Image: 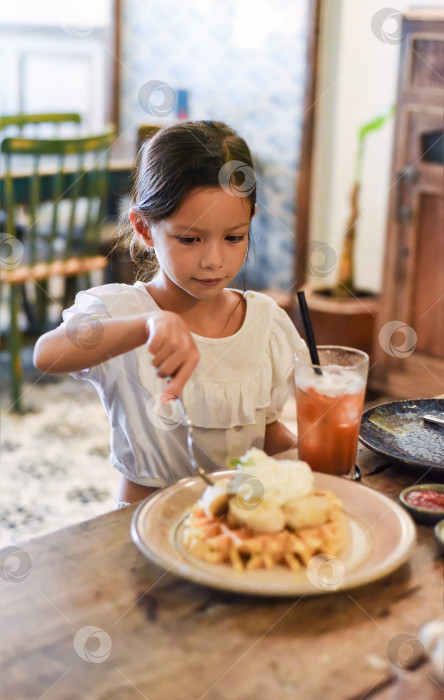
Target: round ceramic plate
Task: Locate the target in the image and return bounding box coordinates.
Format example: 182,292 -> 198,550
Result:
131,471 -> 416,597
360,399 -> 444,471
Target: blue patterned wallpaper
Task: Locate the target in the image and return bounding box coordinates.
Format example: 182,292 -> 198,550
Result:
120,0 -> 308,290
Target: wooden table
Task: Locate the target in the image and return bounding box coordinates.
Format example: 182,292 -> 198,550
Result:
1,447 -> 443,700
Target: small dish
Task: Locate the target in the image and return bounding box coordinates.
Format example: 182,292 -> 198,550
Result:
399,484 -> 444,525
434,520 -> 444,553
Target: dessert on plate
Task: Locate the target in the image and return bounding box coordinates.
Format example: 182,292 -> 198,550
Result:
182,449 -> 348,571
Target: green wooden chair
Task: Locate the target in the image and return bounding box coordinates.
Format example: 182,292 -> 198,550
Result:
0,125 -> 116,410
0,114 -> 84,325
0,113 -> 82,135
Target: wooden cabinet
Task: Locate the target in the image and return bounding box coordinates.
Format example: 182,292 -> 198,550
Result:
371,10 -> 444,398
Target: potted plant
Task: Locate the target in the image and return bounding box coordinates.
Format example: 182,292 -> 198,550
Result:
301,107 -> 395,357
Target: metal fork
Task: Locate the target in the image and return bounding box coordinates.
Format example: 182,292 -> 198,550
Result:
424,414 -> 444,428
176,400 -> 214,486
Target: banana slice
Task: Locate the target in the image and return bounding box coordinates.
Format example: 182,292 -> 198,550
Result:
228,498 -> 285,534
201,479 -> 230,518
283,493 -> 334,530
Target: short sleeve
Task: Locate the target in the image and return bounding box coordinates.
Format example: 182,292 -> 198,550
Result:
265,381 -> 290,424
61,289 -> 112,324
266,306 -> 306,424
60,283 -> 154,380
62,283 -> 148,324
60,290 -> 114,380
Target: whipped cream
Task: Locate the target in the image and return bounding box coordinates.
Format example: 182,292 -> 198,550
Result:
234,448 -> 314,505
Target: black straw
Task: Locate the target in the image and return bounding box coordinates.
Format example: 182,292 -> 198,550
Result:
297,291 -> 322,375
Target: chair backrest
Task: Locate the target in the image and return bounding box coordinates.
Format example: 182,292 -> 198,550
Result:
0,113 -> 82,138
136,124 -> 161,153
1,126 -> 116,265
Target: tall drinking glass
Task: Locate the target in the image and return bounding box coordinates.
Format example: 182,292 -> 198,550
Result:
294,346 -> 369,477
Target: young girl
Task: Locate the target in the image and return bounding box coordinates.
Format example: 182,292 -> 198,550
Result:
34,120 -> 306,507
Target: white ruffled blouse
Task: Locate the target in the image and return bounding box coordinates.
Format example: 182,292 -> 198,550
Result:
62,282 -> 306,487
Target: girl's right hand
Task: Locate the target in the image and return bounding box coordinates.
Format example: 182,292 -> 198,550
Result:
145,311 -> 200,399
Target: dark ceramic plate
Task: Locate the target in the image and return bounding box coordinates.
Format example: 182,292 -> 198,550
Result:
359,399 -> 444,472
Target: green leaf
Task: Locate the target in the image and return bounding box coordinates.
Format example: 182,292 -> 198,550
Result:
353,105 -> 395,183
358,105 -> 395,143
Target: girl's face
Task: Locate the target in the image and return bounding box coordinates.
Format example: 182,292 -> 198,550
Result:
136,187 -> 255,298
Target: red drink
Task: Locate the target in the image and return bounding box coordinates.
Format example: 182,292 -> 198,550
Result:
296,384 -> 366,475
294,346 -> 369,477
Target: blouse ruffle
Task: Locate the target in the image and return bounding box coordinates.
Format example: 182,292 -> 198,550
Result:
134,290 -> 306,429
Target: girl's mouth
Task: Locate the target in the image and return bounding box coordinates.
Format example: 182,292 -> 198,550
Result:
194,278 -> 223,286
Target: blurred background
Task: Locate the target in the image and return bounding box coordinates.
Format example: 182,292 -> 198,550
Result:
3,0 -> 438,292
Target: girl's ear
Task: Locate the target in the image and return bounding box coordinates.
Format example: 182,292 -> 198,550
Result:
251,203 -> 258,219
130,211 -> 154,248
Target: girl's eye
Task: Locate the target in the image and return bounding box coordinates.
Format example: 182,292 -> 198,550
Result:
177,237 -> 198,245
225,235 -> 245,243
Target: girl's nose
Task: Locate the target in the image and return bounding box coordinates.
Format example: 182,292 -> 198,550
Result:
200,243 -> 223,269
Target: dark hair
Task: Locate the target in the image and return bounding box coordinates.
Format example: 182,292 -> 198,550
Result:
117,120 -> 256,280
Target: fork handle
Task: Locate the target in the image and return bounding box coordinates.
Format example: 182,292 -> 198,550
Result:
424,414 -> 444,428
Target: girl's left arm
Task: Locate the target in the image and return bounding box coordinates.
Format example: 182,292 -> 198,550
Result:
263,420 -> 298,456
